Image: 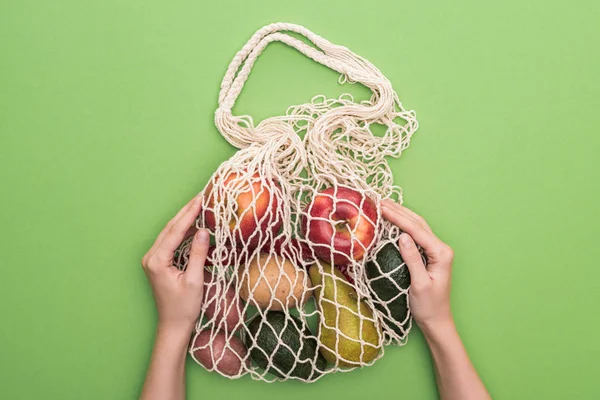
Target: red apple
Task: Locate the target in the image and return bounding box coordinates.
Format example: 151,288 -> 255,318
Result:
302,187 -> 378,265
203,172 -> 282,248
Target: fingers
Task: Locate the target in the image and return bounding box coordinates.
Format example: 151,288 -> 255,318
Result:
398,233 -> 430,289
154,194 -> 201,249
143,195 -> 201,266
381,200 -> 431,232
152,195 -> 203,262
382,203 -> 442,250
382,201 -> 454,267
182,225 -> 199,242
186,229 -> 210,284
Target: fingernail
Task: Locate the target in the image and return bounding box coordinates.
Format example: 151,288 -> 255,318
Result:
196,229 -> 209,242
400,233 -> 411,247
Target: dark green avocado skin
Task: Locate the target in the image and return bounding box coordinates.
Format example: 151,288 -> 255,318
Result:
366,243 -> 412,335
245,311 -> 326,381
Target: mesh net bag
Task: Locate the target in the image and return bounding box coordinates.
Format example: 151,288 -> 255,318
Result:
173,22 -> 420,382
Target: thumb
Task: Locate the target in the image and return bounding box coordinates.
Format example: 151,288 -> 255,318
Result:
185,229 -> 210,285
398,233 -> 430,290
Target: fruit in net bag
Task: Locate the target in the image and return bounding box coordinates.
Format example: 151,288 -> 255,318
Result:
204,172 -> 282,248
238,253 -> 312,310
309,262 -> 382,367
302,187 -> 378,265
202,271 -> 246,332
366,242 -> 412,336
191,330 -> 249,377
182,22 -> 420,381
244,311 -> 327,380
265,237 -> 312,266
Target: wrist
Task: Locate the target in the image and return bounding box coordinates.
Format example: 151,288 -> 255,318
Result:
419,317 -> 457,343
156,320 -> 195,345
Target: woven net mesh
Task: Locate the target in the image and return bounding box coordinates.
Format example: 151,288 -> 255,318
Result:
173,23 -> 419,382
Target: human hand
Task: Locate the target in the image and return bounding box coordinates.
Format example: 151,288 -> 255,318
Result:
141,195 -> 210,335
381,200 -> 455,336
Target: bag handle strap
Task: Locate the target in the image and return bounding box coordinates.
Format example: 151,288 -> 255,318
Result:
215,23 -> 398,148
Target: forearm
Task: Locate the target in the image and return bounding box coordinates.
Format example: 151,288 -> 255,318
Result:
140,324 -> 192,400
423,321 -> 491,400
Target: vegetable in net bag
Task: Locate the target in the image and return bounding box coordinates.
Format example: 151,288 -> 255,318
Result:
173,22 -> 420,382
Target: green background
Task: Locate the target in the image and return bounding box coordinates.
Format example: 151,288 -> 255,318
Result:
1,0 -> 599,398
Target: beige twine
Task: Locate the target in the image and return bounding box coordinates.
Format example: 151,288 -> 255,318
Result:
175,22 -> 419,382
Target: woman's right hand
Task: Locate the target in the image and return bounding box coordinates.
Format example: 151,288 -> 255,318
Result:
381,200 -> 455,335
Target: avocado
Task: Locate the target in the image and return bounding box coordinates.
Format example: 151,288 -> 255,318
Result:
245,311 -> 327,381
366,242 -> 412,336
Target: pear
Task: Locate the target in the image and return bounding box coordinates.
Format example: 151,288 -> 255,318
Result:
309,262 -> 382,367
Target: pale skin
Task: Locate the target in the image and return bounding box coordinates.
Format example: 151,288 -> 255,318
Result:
140,194 -> 209,400
140,196 -> 491,400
